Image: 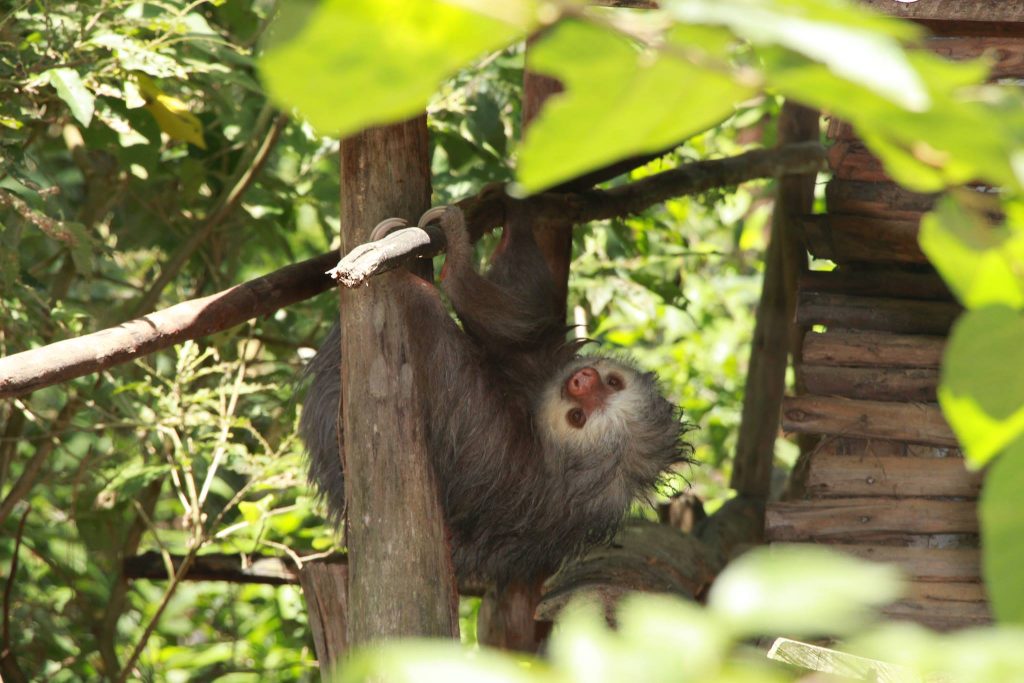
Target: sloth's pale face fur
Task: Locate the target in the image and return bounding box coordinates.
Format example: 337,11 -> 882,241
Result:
536,356 -> 678,506
538,357 -> 646,451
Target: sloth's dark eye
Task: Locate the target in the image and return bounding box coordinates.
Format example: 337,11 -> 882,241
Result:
607,373 -> 625,390
567,408 -> 587,428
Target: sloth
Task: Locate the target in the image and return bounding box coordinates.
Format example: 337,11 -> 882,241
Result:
301,205 -> 689,583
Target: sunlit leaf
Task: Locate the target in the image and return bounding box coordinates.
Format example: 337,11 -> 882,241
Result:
259,0 -> 528,136
939,307 -> 1024,467
981,441 -> 1024,624
337,640 -> 545,683
667,0 -> 927,110
766,48 -> 1023,192
919,195 -> 1024,309
708,545 -> 904,636
90,33 -> 187,78
46,67 -> 94,127
616,594 -> 730,681
519,21 -> 753,192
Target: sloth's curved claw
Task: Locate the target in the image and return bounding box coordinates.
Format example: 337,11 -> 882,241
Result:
417,205 -> 450,228
369,217 -> 409,241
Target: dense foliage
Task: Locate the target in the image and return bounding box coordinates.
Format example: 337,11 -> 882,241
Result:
3,0 -> 1024,680
0,1 -> 778,678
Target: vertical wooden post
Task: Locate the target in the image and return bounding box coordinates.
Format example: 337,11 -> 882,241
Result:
339,118 -> 459,648
729,103 -> 819,504
298,559 -> 349,677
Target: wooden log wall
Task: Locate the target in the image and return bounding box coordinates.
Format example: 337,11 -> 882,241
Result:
767,16 -> 1024,631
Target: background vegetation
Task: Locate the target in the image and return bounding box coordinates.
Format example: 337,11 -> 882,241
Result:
3,0 -> 1024,680
0,2 -> 776,678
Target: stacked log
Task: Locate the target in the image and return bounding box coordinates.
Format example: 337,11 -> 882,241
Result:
769,276 -> 991,630
763,43 -> 1021,624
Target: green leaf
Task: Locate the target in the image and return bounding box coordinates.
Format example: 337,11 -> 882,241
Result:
89,34 -> 187,78
707,544 -> 903,636
46,68 -> 94,127
668,0 -> 927,110
616,594 -> 729,682
919,195 -> 1024,309
337,640 -> 543,683
259,0 -> 527,136
238,494 -> 275,526
101,462 -> 171,498
519,21 -> 753,192
939,307 -> 1024,467
766,48 -> 1023,193
981,441 -> 1024,624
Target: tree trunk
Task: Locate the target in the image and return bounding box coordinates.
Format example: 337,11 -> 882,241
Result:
339,118 -> 459,650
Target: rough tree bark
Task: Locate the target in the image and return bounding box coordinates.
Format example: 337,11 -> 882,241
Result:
303,119 -> 458,669
339,119 -> 459,647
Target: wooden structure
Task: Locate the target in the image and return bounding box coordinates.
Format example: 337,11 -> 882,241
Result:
766,5 -> 1024,631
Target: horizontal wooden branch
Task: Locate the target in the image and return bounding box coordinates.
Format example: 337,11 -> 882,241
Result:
123,551 -> 304,585
805,455 -> 981,498
569,141 -> 826,222
0,252 -> 339,398
782,395 -> 957,447
122,550 -> 486,596
0,142 -> 824,398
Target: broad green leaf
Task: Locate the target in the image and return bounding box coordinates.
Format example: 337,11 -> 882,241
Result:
259,0 -> 528,136
548,597 -> 733,683
981,441 -> 1024,624
939,306 -> 1024,467
100,462 -> 172,498
338,640 -> 545,683
616,594 -> 729,682
667,0 -> 927,111
90,33 -> 187,78
46,67 -> 94,127
238,494 -> 275,526
919,195 -> 1024,309
850,622 -> 1024,681
766,47 -> 1023,193
519,21 -> 753,192
708,544 -> 903,636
